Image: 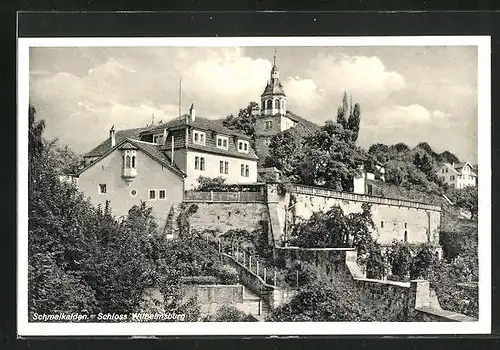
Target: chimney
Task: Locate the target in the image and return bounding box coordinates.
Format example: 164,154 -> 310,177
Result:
189,103 -> 196,122
110,125 -> 116,148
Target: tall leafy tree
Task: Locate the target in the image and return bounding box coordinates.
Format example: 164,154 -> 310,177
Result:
454,186 -> 478,220
297,121 -> 365,191
336,92 -> 361,142
263,128 -> 304,178
222,101 -> 260,137
347,103 -> 361,142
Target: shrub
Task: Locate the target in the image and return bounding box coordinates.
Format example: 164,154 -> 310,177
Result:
267,282 -> 401,322
387,240 -> 413,281
410,243 -> 438,279
203,305 -> 257,322
365,241 -> 386,279
213,265 -> 239,285
284,261 -> 318,288
179,276 -> 218,285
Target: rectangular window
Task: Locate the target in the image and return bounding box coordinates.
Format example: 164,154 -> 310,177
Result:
381,221 -> 384,228
216,135 -> 229,150
240,164 -> 245,177
245,165 -> 249,177
238,140 -> 249,153
404,222 -> 407,228
159,190 -> 166,200
200,157 -> 205,171
265,120 -> 273,130
263,138 -> 270,147
193,131 -> 206,145
451,175 -> 455,181
195,156 -> 199,170
219,161 -> 228,174
149,190 -> 156,200
98,184 -> 107,194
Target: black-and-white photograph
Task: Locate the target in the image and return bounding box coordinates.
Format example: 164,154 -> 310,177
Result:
18,36 -> 490,336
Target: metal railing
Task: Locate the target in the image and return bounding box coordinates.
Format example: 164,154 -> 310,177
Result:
290,184 -> 441,212
184,190 -> 266,203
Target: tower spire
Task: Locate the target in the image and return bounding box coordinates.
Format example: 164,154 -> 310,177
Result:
273,48 -> 277,66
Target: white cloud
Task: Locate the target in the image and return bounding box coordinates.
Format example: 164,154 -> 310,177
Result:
432,110 -> 450,119
362,104 -> 449,128
284,54 -> 406,121
30,47 -> 466,158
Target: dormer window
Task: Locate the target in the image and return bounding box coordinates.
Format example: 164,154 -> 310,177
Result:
238,140 -> 249,153
193,130 -> 206,146
153,134 -> 163,144
216,135 -> 229,150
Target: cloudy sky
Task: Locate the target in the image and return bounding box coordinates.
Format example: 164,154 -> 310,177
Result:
29,45 -> 478,162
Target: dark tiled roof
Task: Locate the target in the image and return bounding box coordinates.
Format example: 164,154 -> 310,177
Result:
261,80 -> 286,97
147,115 -> 251,140
286,110 -> 321,135
130,140 -> 185,176
453,162 -> 468,170
84,126 -> 151,158
77,138 -> 185,177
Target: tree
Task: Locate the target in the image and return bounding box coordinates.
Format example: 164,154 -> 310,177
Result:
454,186 -> 478,220
263,128 -> 304,178
387,240 -> 413,281
347,103 -> 361,142
345,203 -> 375,249
410,243 -> 438,280
45,140 -> 83,174
413,152 -> 434,178
297,121 -> 365,191
439,151 -> 460,165
289,204 -> 375,249
290,206 -> 349,248
222,101 -> 260,137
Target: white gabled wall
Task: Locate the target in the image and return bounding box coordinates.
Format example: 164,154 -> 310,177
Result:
185,150 -> 258,190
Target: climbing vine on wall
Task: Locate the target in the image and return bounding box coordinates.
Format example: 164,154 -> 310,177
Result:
176,203 -> 199,238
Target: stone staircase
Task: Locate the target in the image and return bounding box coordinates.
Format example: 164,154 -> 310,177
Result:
266,203 -> 284,244
234,286 -> 270,321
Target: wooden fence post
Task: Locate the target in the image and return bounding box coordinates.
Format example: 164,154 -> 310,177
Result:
249,255 -> 252,272
243,251 -> 246,266
264,268 -> 267,284
210,190 -> 214,202
274,269 -> 277,287
256,260 -> 259,276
